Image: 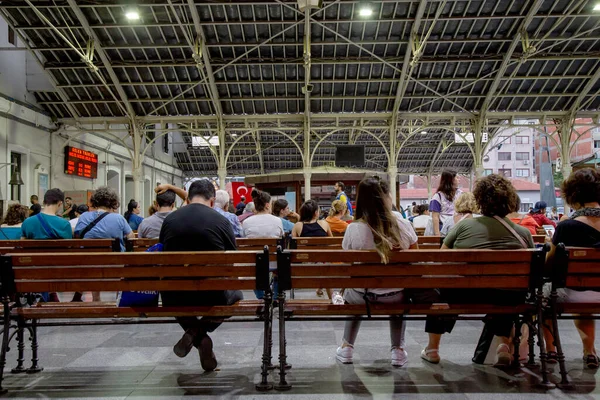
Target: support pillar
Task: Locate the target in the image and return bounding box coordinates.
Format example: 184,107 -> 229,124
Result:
472,118 -> 486,179
130,122 -> 145,203
426,174 -> 432,199
388,166 -> 398,209
218,166 -> 227,191
303,168 -> 312,202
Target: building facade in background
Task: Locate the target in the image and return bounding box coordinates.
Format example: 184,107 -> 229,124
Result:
483,122 -> 537,182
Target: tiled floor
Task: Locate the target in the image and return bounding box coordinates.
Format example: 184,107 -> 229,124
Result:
1,291 -> 599,399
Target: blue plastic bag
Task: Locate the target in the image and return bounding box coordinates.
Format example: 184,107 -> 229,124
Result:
117,242 -> 163,307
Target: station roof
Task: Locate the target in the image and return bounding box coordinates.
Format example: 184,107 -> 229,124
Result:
1,0 -> 599,176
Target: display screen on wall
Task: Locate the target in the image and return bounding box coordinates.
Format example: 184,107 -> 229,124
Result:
64,146 -> 98,179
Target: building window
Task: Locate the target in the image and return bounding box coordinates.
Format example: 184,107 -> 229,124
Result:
520,203 -> 533,212
516,136 -> 529,144
516,169 -> 530,177
516,152 -> 529,160
8,26 -> 16,46
498,168 -> 512,177
594,140 -> 600,149
484,169 -> 493,176
10,152 -> 21,203
498,152 -> 511,161
500,136 -> 511,144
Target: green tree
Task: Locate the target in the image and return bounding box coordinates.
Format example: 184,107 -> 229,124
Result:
553,170 -> 564,188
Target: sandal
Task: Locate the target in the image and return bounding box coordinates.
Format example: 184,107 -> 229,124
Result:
546,351 -> 558,364
420,348 -> 440,364
584,354 -> 599,369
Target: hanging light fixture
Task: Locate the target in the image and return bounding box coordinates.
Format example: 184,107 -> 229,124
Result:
358,1 -> 373,17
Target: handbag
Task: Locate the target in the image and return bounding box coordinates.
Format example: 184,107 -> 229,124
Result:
117,243 -> 162,307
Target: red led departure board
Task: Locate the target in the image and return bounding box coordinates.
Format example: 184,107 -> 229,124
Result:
64,146 -> 98,179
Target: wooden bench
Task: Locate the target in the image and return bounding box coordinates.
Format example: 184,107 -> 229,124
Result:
125,237 -> 285,255
546,245 -> 600,387
532,235 -> 547,244
0,239 -> 120,254
271,247 -> 550,390
290,236 -> 444,250
415,227 -> 426,236
0,249 -> 276,393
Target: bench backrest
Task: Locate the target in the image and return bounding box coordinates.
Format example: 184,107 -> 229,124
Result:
276,248 -> 545,292
290,237 -> 343,250
0,239 -> 120,254
125,238 -> 159,252
0,249 -> 270,296
125,237 -> 285,253
415,227 -> 426,236
532,235 -> 546,244
552,245 -> 600,290
417,236 -> 443,250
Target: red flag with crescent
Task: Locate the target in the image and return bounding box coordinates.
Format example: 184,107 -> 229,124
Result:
231,182 -> 253,207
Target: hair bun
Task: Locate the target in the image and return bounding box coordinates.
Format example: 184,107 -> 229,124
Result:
251,189 -> 260,199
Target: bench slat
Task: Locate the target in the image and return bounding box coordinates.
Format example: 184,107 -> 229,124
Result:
290,276 -> 529,289
15,279 -> 256,293
287,263 -> 531,276
0,239 -> 115,248
13,265 -> 257,280
289,249 -> 534,263
9,251 -> 259,266
284,302 -> 535,316
16,302 -> 264,319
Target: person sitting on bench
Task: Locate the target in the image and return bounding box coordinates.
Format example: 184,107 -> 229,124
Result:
544,168 -> 600,368
336,177 -> 453,367
441,174 -> 534,367
159,180 -> 243,372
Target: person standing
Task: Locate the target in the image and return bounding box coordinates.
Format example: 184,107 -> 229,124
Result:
62,196 -> 77,220
21,188 -> 73,302
159,180 -> 242,372
429,170 -> 461,236
236,196 -> 246,216
334,181 -> 353,216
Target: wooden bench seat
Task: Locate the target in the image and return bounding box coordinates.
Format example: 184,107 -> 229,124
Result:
270,247 -> 549,390
0,249 -> 275,393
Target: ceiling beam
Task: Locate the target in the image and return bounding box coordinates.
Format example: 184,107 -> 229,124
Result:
64,0 -> 135,117
478,0 -> 545,119
568,61 -> 600,116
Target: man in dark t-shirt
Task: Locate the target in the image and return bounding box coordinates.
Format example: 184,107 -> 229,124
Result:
159,180 -> 242,371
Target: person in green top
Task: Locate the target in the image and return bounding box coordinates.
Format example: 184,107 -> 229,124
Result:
441,174 -> 534,368
21,188 -> 73,302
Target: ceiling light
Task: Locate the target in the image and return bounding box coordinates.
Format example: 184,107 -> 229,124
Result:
125,10 -> 140,20
421,130 -> 428,135
359,7 -> 373,17
594,3 -> 600,11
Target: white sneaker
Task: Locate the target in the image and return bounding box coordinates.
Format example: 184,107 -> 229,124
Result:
494,343 -> 513,368
332,292 -> 344,305
336,346 -> 353,364
391,348 -> 408,367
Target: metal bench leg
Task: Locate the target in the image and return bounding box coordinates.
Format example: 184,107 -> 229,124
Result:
536,289 -> 554,388
527,318 -> 536,366
274,291 -> 291,391
549,291 -> 570,388
256,290 -> 273,391
27,319 -> 43,374
511,319 -> 522,369
0,297 -> 12,394
10,317 -> 25,374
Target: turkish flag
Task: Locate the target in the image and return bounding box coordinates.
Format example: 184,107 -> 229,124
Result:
231,182 -> 252,207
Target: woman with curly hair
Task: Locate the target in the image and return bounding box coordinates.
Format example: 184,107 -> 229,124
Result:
442,174 -> 534,367
544,168 -> 600,368
74,187 -> 134,301
0,204 -> 29,239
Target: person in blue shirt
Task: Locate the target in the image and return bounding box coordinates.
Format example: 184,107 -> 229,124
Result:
21,188 -> 73,302
124,199 -> 144,230
214,190 -> 244,237
272,199 -> 299,234
334,181 -> 353,216
75,186 -> 134,301
0,204 -> 29,240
